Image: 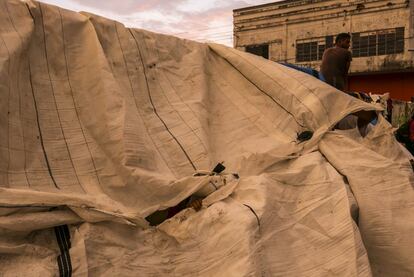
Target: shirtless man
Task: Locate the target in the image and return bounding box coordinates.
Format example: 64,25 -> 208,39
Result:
320,33 -> 352,92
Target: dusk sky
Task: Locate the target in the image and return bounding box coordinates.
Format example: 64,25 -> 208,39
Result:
38,0 -> 277,46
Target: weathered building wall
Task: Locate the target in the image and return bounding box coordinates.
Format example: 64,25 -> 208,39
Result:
233,0 -> 414,74
409,0 -> 414,50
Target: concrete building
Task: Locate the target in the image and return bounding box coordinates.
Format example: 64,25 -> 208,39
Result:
233,0 -> 414,100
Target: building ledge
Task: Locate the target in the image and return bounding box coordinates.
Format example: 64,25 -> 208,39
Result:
349,68 -> 414,76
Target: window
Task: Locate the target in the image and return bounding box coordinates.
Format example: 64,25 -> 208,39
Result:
386,32 -> 396,54
396,27 -> 404,52
368,34 -> 376,56
318,44 -> 325,60
359,36 -> 368,57
352,33 -> 361,56
295,27 -> 405,63
378,33 -> 386,55
325,35 -> 334,48
310,42 -> 318,61
352,27 -> 405,57
246,44 -> 269,59
296,38 -> 325,62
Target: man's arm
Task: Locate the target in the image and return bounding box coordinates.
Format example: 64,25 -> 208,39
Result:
409,120 -> 414,142
345,50 -> 352,72
344,61 -> 351,91
344,51 -> 352,91
345,61 -> 351,73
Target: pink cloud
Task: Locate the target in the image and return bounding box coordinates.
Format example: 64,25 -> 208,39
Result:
39,0 -> 275,45
70,0 -> 188,15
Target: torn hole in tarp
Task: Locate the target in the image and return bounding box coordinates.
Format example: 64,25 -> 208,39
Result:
334,110 -> 378,137
193,162 -> 227,176
297,130 -> 314,143
146,164 -> 239,226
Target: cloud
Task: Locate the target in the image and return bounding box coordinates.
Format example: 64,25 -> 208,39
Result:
70,0 -> 187,15
38,0 -> 275,46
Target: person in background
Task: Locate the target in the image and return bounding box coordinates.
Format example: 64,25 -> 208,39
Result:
396,113 -> 414,155
283,33 -> 378,134
386,98 -> 393,123
320,33 -> 352,92
409,115 -> 414,146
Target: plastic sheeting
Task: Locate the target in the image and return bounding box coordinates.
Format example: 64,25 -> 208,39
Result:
0,0 -> 413,276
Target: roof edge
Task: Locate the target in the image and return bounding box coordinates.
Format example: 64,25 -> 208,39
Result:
233,0 -> 303,13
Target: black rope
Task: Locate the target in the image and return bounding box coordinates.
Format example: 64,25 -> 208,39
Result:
54,225 -> 72,277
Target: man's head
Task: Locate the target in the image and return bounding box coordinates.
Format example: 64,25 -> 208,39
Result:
335,33 -> 351,49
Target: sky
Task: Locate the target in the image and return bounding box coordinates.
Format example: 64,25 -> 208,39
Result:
38,0 -> 276,46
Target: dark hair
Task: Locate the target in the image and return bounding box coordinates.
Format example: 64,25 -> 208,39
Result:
335,33 -> 351,44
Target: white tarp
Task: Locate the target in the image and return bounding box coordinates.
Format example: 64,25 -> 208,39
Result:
0,0 -> 413,276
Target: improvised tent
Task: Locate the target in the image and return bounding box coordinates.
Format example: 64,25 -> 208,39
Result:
0,0 -> 413,276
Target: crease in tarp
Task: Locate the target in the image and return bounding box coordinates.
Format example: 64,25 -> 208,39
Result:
208,43 -> 381,153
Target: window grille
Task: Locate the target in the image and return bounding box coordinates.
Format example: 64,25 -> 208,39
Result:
295,28 -> 405,62
352,27 -> 404,57
246,44 -> 269,59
